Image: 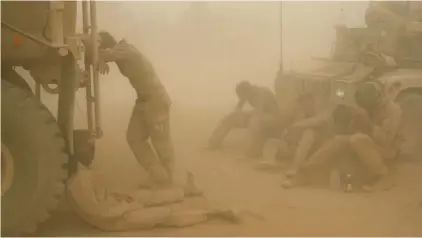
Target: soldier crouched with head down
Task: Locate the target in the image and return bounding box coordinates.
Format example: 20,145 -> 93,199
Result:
283,80 -> 402,192
207,81 -> 283,158
94,31 -> 175,187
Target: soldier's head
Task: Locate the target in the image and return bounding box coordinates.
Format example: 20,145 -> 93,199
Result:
297,92 -> 315,116
236,81 -> 253,100
354,80 -> 384,111
98,31 -> 117,49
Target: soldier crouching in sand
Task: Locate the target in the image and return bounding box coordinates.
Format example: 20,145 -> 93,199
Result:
207,81 -> 284,158
283,81 -> 402,192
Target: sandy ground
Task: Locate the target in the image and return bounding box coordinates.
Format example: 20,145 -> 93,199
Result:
35,102 -> 422,237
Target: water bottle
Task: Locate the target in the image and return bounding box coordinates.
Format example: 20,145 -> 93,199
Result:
343,174 -> 353,193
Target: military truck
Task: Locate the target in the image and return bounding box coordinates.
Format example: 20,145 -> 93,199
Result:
2,1 -> 103,235
275,2 -> 422,159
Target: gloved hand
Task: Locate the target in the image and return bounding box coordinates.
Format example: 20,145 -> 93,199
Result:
97,59 -> 110,75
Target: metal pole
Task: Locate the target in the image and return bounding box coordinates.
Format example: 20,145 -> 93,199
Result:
54,0 -> 75,156
279,1 -> 283,73
90,0 -> 103,138
57,55 -> 77,157
82,0 -> 94,137
50,1 -> 65,47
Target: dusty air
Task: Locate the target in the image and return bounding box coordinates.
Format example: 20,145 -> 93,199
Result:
1,1 -> 422,236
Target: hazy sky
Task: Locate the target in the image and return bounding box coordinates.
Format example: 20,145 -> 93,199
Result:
86,1 -> 370,107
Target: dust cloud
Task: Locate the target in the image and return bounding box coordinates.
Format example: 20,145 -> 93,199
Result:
34,2 -> 422,236
84,1 -> 371,186
93,1 -> 368,107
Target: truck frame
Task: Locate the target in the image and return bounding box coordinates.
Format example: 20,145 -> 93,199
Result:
1,1 -> 103,235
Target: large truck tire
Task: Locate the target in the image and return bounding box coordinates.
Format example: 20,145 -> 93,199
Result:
397,93 -> 422,162
1,80 -> 69,236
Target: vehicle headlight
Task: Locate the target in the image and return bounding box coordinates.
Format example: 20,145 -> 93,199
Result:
335,88 -> 345,98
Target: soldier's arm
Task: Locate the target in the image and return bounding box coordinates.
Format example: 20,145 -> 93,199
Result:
234,100 -> 246,112
372,104 -> 402,146
253,90 -> 273,116
99,43 -> 138,63
292,111 -> 331,129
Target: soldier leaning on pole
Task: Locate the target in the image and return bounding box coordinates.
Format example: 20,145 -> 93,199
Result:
84,31 -> 175,187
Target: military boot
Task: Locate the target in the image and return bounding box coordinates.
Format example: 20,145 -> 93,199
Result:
183,172 -> 203,197
281,178 -> 295,189
285,166 -> 299,178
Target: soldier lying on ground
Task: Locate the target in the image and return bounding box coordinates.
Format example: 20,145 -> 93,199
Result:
283,80 -> 402,192
275,93 -> 319,175
67,164 -> 242,232
86,31 -> 175,187
207,81 -> 283,158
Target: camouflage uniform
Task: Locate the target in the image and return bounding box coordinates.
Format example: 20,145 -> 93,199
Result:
276,97 -> 319,175
208,85 -> 282,157
281,103 -> 375,188
303,95 -> 402,191
281,108 -> 337,175
100,40 -> 174,184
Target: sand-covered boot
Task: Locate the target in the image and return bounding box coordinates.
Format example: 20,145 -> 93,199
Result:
183,172 -> 203,197
285,167 -> 299,178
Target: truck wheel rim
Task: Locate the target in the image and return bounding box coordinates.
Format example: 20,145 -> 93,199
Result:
2,142 -> 15,196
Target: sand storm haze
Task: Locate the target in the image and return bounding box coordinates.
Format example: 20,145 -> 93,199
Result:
22,1 -> 422,236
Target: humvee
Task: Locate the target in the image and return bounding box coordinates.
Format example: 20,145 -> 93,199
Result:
275,2 -> 422,159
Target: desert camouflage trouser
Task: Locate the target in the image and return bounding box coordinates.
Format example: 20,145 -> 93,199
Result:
126,101 -> 174,183
304,133 -> 398,177
208,110 -> 283,157
278,128 -> 317,171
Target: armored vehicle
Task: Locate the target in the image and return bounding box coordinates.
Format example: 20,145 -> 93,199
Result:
275,2 -> 422,159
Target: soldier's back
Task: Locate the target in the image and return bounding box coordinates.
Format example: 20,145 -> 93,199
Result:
248,86 -> 279,115
114,41 -> 171,105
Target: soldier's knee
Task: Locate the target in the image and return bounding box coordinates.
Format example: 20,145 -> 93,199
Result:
278,139 -> 291,155
222,112 -> 238,124
349,133 -> 373,149
302,129 -> 316,141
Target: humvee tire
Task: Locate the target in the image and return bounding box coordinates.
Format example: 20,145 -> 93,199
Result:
1,80 -> 68,236
397,93 -> 422,161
